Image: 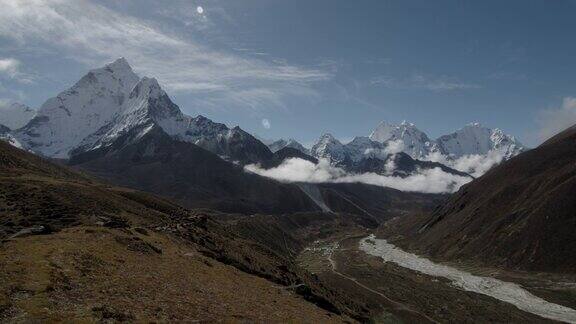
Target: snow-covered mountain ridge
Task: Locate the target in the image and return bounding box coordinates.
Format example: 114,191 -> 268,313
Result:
310,121 -> 525,177
368,121 -> 524,160
14,58 -> 140,158
435,122 -> 524,160
369,121 -> 436,160
3,57 -> 524,180
268,138 -> 310,155
12,58 -> 271,163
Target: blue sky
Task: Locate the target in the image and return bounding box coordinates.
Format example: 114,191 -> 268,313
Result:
0,0 -> 575,146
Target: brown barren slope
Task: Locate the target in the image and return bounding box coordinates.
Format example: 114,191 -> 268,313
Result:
0,226 -> 344,323
381,124 -> 576,273
0,141 -> 357,322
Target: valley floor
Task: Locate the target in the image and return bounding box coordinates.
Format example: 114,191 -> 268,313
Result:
298,234 -> 573,323
360,236 -> 576,323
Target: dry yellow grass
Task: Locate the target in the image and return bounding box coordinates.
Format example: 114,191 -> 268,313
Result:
0,226 -> 346,323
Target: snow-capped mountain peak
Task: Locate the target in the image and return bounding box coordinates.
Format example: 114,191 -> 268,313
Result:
369,121 -> 433,159
310,120 -> 525,178
130,77 -> 162,98
435,122 -> 524,159
104,57 -> 132,73
14,58 -> 140,158
72,75 -> 183,153
314,133 -> 342,149
311,133 -> 347,163
310,135 -> 396,164
32,59 -> 271,164
124,77 -> 179,119
310,134 -> 390,164
83,57 -> 139,95
368,121 -> 395,143
268,138 -> 310,154
348,136 -> 373,146
344,136 -> 387,162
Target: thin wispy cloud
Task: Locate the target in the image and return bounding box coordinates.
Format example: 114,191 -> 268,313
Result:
153,1 -> 219,32
0,58 -> 19,78
0,0 -> 330,110
0,57 -> 34,84
371,73 -> 481,92
486,71 -> 528,81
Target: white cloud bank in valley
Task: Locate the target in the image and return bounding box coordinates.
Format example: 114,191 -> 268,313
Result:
245,158 -> 471,194
424,151 -> 504,178
449,151 -> 504,177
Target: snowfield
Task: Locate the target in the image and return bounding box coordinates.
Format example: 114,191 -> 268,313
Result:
359,235 -> 576,323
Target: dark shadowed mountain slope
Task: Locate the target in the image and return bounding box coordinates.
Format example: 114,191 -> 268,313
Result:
69,124 -> 444,220
348,152 -> 472,178
262,147 -> 318,168
316,182 -> 444,222
382,124 -> 576,273
69,124 -> 321,215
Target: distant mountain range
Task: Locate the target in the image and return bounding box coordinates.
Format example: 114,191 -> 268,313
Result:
0,58 -> 444,215
301,122 -> 524,178
268,121 -> 524,162
265,121 -> 524,179
371,121 -> 523,160
0,58 -> 523,194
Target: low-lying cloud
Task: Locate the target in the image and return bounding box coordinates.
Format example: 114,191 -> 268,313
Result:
424,151 -> 504,178
384,139 -> 405,154
362,140 -> 404,161
245,158 -> 471,194
449,151 -> 504,177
